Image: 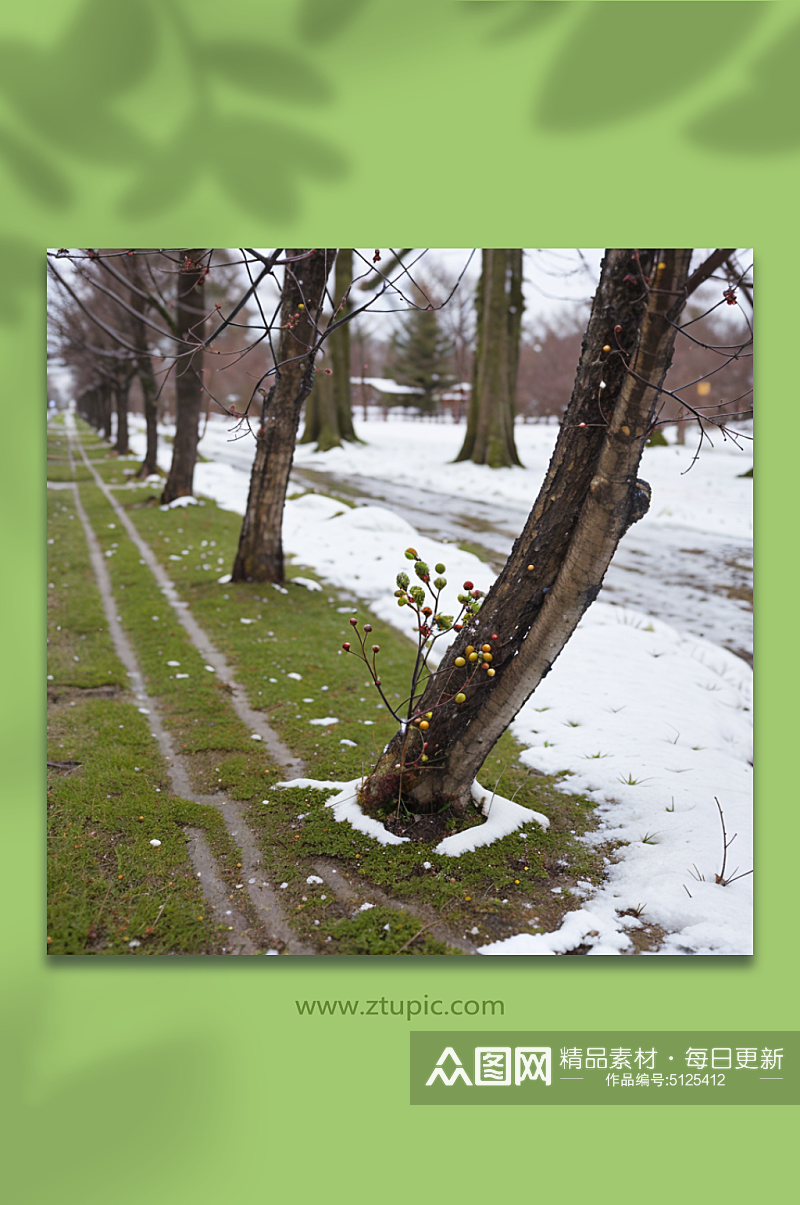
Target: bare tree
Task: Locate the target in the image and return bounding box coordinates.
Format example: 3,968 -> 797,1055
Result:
299,249 -> 360,450
361,249 -> 700,821
232,249 -> 336,582
456,249 -> 524,466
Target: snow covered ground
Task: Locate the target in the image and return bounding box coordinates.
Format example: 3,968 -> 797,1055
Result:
126,414 -> 753,956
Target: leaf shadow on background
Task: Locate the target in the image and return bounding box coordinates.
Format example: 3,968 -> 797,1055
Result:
3,989 -> 215,1204
0,238 -> 41,324
0,0 -> 155,167
118,112 -> 346,221
212,116 -> 347,221
687,16 -> 800,153
457,0 -> 566,42
114,3 -> 347,217
203,41 -> 333,104
0,128 -> 71,210
534,1 -> 766,132
295,0 -> 374,45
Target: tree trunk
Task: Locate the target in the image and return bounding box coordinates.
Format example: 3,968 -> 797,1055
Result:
300,367 -> 341,451
112,377 -> 130,455
299,249 -> 360,450
99,382 -> 113,441
126,259 -> 160,478
161,250 -> 206,504
455,249 -> 523,468
232,249 -> 335,583
363,249 -> 693,819
135,349 -> 159,476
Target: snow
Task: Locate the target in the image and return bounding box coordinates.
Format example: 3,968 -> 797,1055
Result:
435,780 -> 549,857
160,495 -> 198,510
127,415 -> 752,955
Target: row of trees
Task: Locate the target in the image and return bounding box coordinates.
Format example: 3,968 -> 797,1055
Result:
47,246 -> 753,825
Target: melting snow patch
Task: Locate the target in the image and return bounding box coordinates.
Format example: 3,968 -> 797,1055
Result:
175,673 -> 189,679
292,577 -> 322,591
287,672 -> 302,681
161,495 -> 198,509
340,739 -> 357,747
306,875 -> 324,885
166,661 -> 180,667
149,839 -> 161,847
250,733 -> 262,741
359,902 -> 375,911
479,908 -> 631,957
240,617 -> 254,624
309,717 -> 338,726
434,780 -> 549,857
217,574 -> 232,584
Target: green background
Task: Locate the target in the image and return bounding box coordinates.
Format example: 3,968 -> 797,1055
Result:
8,0 -> 794,1198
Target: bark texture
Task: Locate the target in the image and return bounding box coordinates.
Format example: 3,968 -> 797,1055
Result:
127,260 -> 160,478
456,248 -> 524,468
232,249 -> 335,583
300,249 -> 359,450
112,374 -> 131,455
161,251 -> 206,504
363,249 -> 693,818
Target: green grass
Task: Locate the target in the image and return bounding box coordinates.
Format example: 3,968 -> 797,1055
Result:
47,447 -> 252,955
46,423 -> 611,954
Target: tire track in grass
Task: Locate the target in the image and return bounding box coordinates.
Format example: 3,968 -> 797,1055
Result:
70,417 -> 304,780
70,420 -> 569,955
310,858 -> 478,954
67,465 -> 313,955
67,480 -> 257,954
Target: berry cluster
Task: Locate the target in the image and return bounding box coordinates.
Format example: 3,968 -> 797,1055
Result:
340,548 -> 499,774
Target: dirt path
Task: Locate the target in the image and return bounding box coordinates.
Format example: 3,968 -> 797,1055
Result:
64,419 -> 479,955
66,419 -> 314,954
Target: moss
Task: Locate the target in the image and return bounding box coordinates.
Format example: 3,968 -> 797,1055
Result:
48,427 -> 612,954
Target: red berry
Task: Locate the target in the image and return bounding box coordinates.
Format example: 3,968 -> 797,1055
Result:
491,633 -> 498,640
463,581 -> 474,590
342,642 -> 351,651
349,617 -> 358,626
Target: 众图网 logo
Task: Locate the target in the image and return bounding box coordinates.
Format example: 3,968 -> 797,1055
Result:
426,1046 -> 552,1087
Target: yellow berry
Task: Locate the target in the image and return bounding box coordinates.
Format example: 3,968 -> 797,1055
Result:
454,656 -> 466,667
465,646 -> 474,655
419,720 -> 429,731
455,693 -> 466,704
482,644 -> 491,652
468,652 -> 478,662
487,668 -> 495,677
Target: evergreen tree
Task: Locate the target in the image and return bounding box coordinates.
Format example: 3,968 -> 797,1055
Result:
385,301 -> 453,410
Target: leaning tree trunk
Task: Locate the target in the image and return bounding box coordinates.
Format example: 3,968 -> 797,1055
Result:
232,249 -> 335,583
456,249 -> 524,468
161,250 -> 206,504
299,249 -> 359,451
363,249 -> 693,818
